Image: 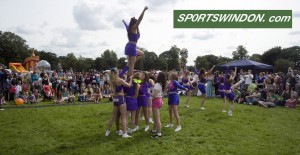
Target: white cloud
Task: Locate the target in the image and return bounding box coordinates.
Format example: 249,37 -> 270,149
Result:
289,31 -> 300,35
11,25 -> 42,35
73,1 -> 108,30
293,11 -> 300,18
50,28 -> 82,48
192,31 -> 217,40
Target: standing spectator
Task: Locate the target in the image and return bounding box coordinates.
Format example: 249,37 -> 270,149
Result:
238,69 -> 245,90
0,66 -> 4,110
8,83 -> 16,102
15,82 -> 22,97
244,70 -> 253,91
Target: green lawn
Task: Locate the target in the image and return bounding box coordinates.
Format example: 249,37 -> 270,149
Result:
0,96 -> 300,155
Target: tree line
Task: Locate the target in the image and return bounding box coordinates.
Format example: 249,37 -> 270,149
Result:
1,31 -> 299,72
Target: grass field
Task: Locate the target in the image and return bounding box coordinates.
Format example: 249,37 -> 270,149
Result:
0,96 -> 300,155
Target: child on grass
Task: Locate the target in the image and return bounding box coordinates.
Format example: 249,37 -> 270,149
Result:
285,91 -> 297,108
68,91 -> 75,104
27,91 -> 36,104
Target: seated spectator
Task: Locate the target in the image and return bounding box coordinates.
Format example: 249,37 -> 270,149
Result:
18,91 -> 27,104
62,87 -> 69,101
258,90 -> 278,108
33,88 -> 40,102
27,91 -> 37,104
68,91 -> 75,103
245,88 -> 261,105
54,90 -> 63,104
78,87 -> 85,102
85,84 -> 93,95
285,91 -> 297,108
279,83 -> 292,106
93,86 -> 102,103
86,91 -> 94,102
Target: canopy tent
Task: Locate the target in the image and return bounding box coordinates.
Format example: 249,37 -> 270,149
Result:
217,59 -> 273,71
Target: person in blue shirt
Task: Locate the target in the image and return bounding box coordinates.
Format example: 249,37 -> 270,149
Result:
165,72 -> 188,132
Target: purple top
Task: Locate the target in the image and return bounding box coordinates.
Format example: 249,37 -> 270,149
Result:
139,82 -> 148,96
218,83 -> 225,91
182,77 -> 189,84
115,85 -> 124,93
224,66 -> 231,90
257,77 -> 265,84
168,80 -> 186,93
125,85 -> 135,97
123,21 -> 140,42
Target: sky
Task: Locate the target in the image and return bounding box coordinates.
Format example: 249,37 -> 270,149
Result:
0,0 -> 299,66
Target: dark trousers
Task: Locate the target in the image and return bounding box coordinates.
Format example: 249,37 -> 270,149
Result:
9,93 -> 15,101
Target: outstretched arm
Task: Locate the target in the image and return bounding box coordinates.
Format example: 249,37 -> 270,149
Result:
174,81 -> 187,90
122,20 -> 128,30
224,65 -> 229,83
232,67 -> 237,79
208,65 -> 216,73
194,67 -> 199,75
132,6 -> 148,30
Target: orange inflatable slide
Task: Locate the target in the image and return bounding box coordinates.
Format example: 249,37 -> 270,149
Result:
9,63 -> 27,73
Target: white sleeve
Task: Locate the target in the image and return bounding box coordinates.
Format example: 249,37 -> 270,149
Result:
154,83 -> 160,90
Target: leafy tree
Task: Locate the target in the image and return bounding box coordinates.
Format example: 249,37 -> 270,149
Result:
249,54 -> 262,62
280,46 -> 300,68
100,50 -> 118,69
143,51 -> 158,71
76,56 -> 93,72
195,56 -> 209,69
153,57 -> 167,71
117,57 -> 127,69
94,57 -> 104,71
203,54 -> 219,68
274,59 -> 293,72
218,56 -> 232,65
159,45 -> 180,71
261,46 -> 282,66
0,31 -> 30,65
61,53 -> 77,71
232,45 -> 249,60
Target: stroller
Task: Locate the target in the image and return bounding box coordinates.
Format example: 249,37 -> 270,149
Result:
43,85 -> 53,101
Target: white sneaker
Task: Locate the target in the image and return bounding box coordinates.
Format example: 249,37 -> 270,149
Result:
122,133 -> 131,138
200,107 -> 205,110
228,110 -> 233,117
165,123 -> 173,128
128,128 -> 132,134
222,110 -> 227,113
105,130 -> 110,136
135,126 -> 139,130
140,116 -> 145,121
144,125 -> 149,131
131,127 -> 137,132
0,109 -> 4,111
116,130 -> 123,135
184,105 -> 189,108
149,118 -> 154,124
175,125 -> 182,132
